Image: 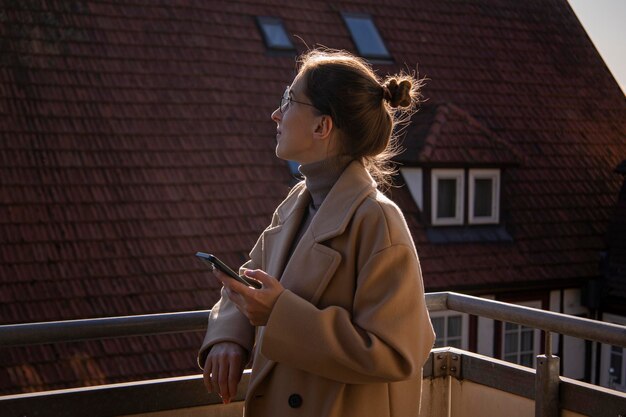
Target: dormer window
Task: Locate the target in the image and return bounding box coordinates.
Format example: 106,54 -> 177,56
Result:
397,103 -> 516,242
401,165 -> 511,242
256,17 -> 294,51
469,169 -> 500,224
429,168 -> 501,226
431,169 -> 464,226
342,13 -> 391,60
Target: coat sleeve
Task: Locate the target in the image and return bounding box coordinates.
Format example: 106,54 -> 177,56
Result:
196,182 -> 305,368
196,235 -> 263,369
260,243 -> 435,384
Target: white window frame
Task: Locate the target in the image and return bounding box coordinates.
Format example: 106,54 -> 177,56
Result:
501,300 -> 541,368
400,167 -> 423,210
468,169 -> 500,224
430,310 -> 469,350
431,169 -> 464,226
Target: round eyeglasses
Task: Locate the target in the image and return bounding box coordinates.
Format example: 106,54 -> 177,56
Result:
279,86 -> 318,114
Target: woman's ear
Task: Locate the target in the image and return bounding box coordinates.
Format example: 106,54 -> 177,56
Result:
313,115 -> 334,141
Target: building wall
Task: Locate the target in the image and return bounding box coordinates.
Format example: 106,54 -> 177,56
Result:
549,289 -> 588,380
476,294 -> 496,357
600,312 -> 626,392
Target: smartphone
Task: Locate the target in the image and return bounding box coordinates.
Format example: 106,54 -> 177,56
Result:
195,252 -> 262,289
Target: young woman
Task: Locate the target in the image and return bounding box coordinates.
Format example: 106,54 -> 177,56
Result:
198,48 -> 435,417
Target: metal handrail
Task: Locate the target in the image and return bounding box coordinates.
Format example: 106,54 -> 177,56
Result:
1,292 -> 624,348
0,310 -> 209,347
428,292 -> 626,347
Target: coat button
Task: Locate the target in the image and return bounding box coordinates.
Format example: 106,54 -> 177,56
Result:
288,393 -> 303,408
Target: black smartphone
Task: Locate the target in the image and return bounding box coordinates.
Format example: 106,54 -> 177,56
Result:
195,252 -> 262,289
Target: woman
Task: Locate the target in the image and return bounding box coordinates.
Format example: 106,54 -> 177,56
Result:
198,48 -> 435,417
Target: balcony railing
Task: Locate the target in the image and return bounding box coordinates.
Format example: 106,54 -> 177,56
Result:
1,292 -> 625,417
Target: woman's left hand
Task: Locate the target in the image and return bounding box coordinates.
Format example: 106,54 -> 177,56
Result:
214,268 -> 284,326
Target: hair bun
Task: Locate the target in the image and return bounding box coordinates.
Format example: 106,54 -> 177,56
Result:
382,79 -> 412,108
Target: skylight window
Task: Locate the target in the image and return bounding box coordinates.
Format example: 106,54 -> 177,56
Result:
256,16 -> 294,50
342,13 -> 391,60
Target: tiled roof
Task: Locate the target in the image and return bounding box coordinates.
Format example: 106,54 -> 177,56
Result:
1,0 -> 625,394
605,162 -> 626,311
398,102 -> 523,166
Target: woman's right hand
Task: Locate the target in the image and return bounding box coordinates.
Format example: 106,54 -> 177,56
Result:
203,342 -> 247,404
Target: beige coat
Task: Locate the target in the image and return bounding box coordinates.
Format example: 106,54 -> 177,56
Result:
199,161 -> 434,417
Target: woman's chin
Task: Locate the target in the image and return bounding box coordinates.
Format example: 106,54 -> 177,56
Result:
275,143 -> 292,161
275,143 -> 281,155
275,146 -> 289,161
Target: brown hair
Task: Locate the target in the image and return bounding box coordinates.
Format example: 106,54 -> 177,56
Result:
296,48 -> 423,188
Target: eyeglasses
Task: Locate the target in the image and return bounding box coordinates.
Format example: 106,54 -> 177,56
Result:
279,86 -> 318,114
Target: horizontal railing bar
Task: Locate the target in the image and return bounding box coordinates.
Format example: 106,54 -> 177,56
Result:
0,292 -> 624,348
437,292 -> 626,348
441,347 -> 536,400
424,291 -> 448,312
560,374 -> 626,416
0,371 -> 250,417
0,310 -> 210,347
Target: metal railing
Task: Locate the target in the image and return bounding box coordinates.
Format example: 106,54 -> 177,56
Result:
2,292 -> 624,348
1,292 -> 625,417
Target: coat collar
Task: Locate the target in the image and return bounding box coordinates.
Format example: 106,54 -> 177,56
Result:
276,160 -> 377,242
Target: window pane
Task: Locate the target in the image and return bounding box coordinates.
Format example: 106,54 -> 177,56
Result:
437,179 -> 457,218
504,354 -> 517,363
448,338 -> 462,348
344,16 -> 389,57
610,346 -> 623,384
264,23 -> 291,47
473,178 -> 493,217
520,353 -> 533,367
521,329 -> 533,351
448,316 -> 462,337
432,317 -> 444,347
257,17 -> 293,49
432,317 -> 444,338
504,333 -> 518,354
505,322 -> 516,331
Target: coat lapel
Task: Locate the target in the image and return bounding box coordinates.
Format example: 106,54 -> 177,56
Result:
257,161 -> 378,305
278,161 -> 376,303
248,162 -> 377,400
261,183 -> 310,278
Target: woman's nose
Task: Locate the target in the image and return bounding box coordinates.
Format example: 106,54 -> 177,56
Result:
271,107 -> 281,122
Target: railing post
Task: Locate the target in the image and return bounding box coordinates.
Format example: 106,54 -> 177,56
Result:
535,331 -> 560,417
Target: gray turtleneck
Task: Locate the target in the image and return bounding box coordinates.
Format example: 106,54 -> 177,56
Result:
288,155 -> 353,256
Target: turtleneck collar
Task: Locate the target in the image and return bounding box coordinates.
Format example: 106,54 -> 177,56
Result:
299,155 -> 354,210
